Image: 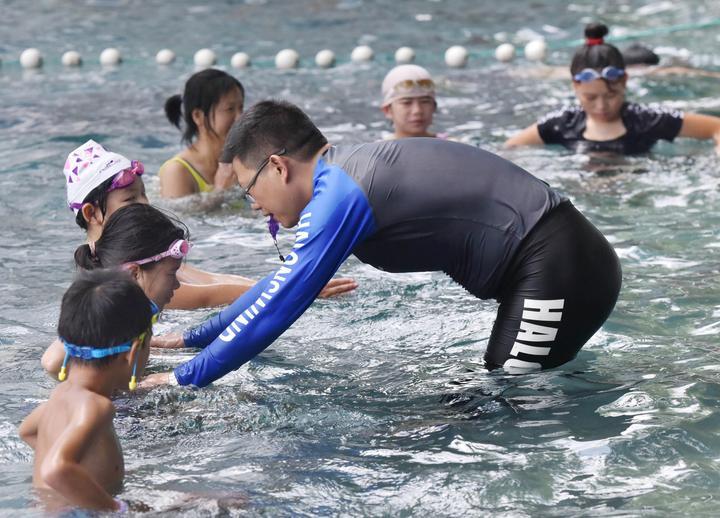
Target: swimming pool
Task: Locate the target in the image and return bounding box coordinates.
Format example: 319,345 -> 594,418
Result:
1,0 -> 719,515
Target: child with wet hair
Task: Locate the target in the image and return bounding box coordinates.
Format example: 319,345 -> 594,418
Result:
19,269 -> 154,512
505,22 -> 720,154
380,64 -> 448,140
160,68 -> 245,198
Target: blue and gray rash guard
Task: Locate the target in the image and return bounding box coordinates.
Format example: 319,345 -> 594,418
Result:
174,138 -> 563,387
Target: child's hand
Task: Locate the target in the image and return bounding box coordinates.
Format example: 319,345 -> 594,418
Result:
150,333 -> 185,349
214,162 -> 237,191
318,278 -> 358,298
138,372 -> 175,389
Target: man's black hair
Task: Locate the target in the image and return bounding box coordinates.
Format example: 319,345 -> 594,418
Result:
221,99 -> 327,167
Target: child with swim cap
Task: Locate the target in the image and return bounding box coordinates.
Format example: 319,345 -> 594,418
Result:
380,64 -> 447,140
64,140 -> 356,309
505,23 -> 720,154
160,69 -> 244,198
20,269 -> 153,512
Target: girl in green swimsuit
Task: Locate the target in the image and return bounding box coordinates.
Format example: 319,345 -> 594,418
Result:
160,69 -> 244,198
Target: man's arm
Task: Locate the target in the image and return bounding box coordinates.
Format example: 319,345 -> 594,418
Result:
174,173 -> 376,387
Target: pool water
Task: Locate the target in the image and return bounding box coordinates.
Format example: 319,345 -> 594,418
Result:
1,0 -> 719,515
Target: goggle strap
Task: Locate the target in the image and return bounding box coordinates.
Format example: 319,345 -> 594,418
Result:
129,358 -> 138,391
58,352 -> 69,381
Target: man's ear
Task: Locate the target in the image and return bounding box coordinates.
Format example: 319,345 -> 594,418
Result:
381,105 -> 393,120
270,155 -> 291,184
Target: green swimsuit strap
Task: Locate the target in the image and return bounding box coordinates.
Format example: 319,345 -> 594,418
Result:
165,156 -> 213,193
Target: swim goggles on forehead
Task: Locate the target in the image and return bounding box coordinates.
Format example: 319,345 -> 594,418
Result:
58,301 -> 160,390
392,78 -> 435,93
573,66 -> 626,83
69,160 -> 145,210
108,160 -> 144,192
125,239 -> 191,267
67,160 -> 144,211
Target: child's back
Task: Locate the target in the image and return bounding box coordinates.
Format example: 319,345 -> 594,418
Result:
20,269 -> 152,512
30,381 -> 123,495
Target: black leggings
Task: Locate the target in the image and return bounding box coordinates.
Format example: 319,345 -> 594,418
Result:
485,201 -> 622,371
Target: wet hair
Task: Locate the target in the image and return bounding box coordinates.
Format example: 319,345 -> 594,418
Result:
165,69 -> 245,144
73,176 -> 115,230
58,269 -> 152,367
570,23 -> 625,76
75,203 -> 188,271
221,100 -> 328,168
622,43 -> 660,66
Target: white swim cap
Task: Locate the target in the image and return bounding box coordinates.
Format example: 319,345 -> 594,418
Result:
64,140 -> 132,213
381,64 -> 436,107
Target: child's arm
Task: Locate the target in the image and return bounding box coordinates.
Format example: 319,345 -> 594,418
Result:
679,113 -> 720,153
40,398 -> 121,511
19,403 -> 46,449
41,339 -> 64,377
168,264 -> 357,309
504,124 -> 544,148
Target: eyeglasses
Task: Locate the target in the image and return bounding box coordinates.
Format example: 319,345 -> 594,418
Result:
125,239 -> 192,267
573,66 -> 626,83
240,132 -> 317,203
241,149 -> 288,203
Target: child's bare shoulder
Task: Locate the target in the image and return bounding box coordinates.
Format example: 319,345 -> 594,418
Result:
67,389 -> 115,428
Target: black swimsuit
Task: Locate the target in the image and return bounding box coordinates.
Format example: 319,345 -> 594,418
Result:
537,102 -> 684,154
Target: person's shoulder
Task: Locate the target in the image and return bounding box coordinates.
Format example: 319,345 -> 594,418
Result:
538,104 -> 582,126
624,102 -> 683,119
74,389 -> 115,424
158,155 -> 187,177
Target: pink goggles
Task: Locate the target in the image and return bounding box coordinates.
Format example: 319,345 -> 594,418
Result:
68,160 -> 144,211
108,160 -> 144,192
127,239 -> 191,266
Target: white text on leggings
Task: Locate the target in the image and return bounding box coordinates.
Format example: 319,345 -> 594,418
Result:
503,298 -> 564,371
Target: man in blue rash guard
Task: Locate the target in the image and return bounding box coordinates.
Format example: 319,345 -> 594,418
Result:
148,100 -> 621,388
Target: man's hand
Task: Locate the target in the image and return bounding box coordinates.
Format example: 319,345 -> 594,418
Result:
318,278 -> 358,298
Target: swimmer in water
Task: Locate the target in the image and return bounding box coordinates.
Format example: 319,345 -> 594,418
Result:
141,100 -> 621,389
159,69 -> 243,198
63,140 -> 357,310
20,269 -> 154,512
380,64 -> 449,140
41,203 -> 188,376
505,23 -> 720,154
